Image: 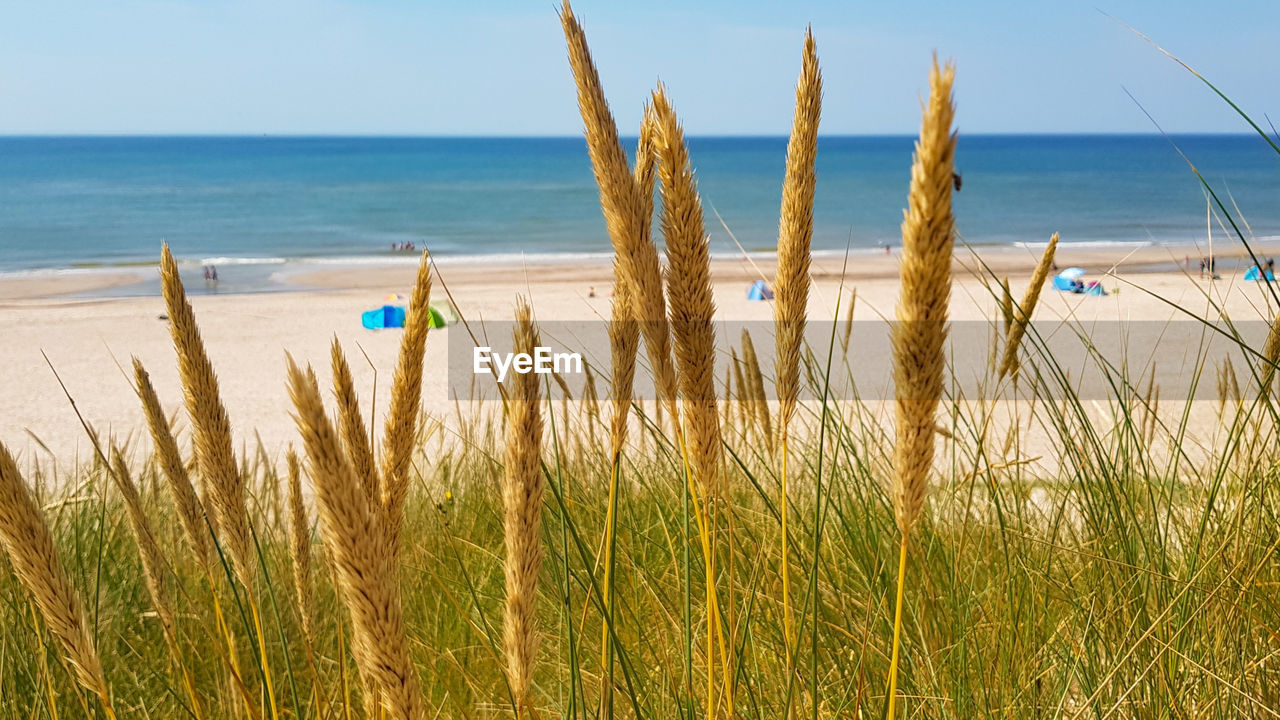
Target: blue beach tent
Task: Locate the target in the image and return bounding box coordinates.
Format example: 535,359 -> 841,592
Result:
361,302 -> 455,330
1244,266 -> 1275,282
747,280 -> 774,301
362,305 -> 406,329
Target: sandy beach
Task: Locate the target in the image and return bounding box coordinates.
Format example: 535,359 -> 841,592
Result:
2,240 -> 1278,471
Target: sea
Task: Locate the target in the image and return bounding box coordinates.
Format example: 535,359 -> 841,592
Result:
1,135 -> 1277,295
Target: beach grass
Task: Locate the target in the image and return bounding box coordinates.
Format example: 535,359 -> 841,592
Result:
2,13 -> 1280,720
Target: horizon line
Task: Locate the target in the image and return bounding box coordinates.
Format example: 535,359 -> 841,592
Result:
0,131 -> 1265,139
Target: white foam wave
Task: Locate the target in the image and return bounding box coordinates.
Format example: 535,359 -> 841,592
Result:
1012,240 -> 1154,249
196,256 -> 288,266
0,267 -> 149,280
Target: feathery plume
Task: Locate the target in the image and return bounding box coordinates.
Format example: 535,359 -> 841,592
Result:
998,277 -> 1014,336
740,329 -> 773,454
0,441 -> 114,715
886,57 -> 957,720
561,4 -> 679,426
331,338 -> 378,507
652,86 -> 723,492
286,448 -> 316,653
1260,311 -> 1280,398
890,58 -> 957,536
772,32 -> 821,664
108,448 -> 195,707
773,27 -> 822,434
288,359 -> 424,720
841,287 -> 857,353
609,283 -> 640,456
160,243 -> 254,591
134,357 -> 215,572
730,349 -> 750,432
999,233 -> 1058,380
380,251 -> 433,557
502,300 -> 546,718
109,449 -> 176,638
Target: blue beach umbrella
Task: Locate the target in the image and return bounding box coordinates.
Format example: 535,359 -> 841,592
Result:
1053,267 -> 1087,291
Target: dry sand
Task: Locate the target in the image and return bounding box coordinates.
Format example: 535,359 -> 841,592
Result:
1,242 -> 1277,473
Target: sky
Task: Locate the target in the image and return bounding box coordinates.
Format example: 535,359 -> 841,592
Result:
0,0 -> 1276,135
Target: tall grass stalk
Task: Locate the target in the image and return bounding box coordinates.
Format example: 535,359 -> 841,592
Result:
772,28 -> 822,670
885,57 -> 956,720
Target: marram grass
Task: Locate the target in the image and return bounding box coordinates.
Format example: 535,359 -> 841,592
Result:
2,20 -> 1280,720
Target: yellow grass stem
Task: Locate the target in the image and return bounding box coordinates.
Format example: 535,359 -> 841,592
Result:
886,56 -> 956,719
775,32 -> 825,669
885,535 -> 909,720
652,82 -> 734,718
601,223 -> 641,713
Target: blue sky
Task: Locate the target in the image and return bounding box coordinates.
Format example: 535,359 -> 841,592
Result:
0,0 -> 1276,135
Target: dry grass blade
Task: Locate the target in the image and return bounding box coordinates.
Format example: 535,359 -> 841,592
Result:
502,300 -> 546,719
288,358 -> 424,720
0,441 -> 114,716
134,357 -> 215,572
160,243 -> 254,591
331,338 -> 378,507
561,3 -> 679,426
999,233 -> 1058,380
652,85 -> 723,493
773,27 -> 822,433
380,251 -> 433,557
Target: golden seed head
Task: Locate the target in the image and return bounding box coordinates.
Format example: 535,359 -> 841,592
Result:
502,299 -> 546,715
774,28 -> 822,434
891,58 -> 957,537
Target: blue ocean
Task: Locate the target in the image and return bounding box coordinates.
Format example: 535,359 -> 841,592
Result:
1,135 -> 1277,293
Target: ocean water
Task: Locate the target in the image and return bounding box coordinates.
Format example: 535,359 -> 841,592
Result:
1,135 -> 1277,292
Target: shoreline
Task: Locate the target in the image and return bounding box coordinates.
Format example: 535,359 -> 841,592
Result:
5,238 -> 1280,301
3,236 -> 1280,468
